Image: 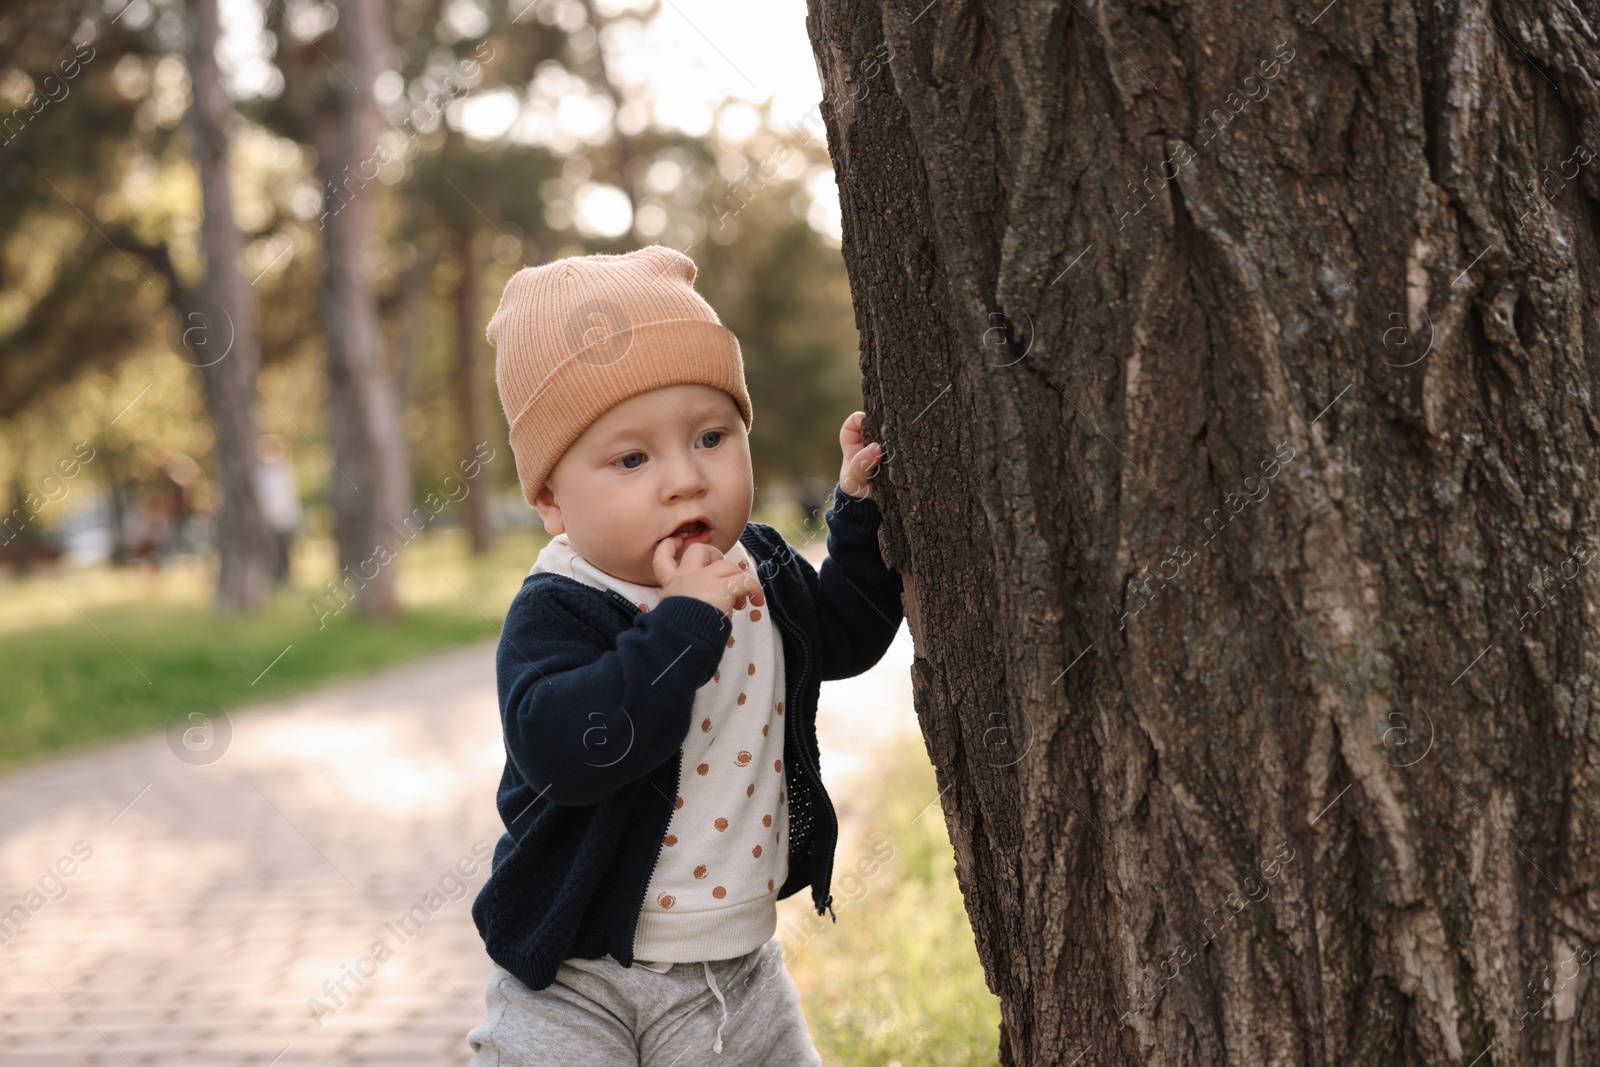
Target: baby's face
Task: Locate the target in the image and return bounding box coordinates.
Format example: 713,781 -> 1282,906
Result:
534,384 -> 754,587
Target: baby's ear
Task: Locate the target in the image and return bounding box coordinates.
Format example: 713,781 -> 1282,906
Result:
533,484 -> 564,535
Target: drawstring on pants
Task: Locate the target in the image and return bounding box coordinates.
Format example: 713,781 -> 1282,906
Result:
702,959 -> 730,1054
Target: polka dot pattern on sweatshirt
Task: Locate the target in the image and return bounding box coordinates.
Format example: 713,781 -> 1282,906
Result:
525,534 -> 791,941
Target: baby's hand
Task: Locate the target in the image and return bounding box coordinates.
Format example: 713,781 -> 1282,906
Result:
653,539 -> 766,617
839,411 -> 886,500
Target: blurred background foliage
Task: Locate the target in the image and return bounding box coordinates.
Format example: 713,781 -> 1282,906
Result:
0,0 -> 869,776
0,4 -> 1003,1060
0,0 -> 859,575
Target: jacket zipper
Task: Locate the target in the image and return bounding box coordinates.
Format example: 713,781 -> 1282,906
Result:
607,590 -> 683,962
607,555 -> 837,946
766,581 -> 837,922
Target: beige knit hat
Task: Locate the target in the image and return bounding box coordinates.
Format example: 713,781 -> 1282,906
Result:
487,245 -> 753,507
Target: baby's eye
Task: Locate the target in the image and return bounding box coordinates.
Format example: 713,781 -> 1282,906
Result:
616,452 -> 645,470
699,430 -> 724,448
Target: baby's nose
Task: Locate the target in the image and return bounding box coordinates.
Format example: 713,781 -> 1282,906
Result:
660,450 -> 709,490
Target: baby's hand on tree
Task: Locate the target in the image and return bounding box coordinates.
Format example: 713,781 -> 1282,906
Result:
839,411 -> 886,501
654,539 -> 765,617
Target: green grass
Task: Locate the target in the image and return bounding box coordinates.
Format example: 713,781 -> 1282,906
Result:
0,504 -> 1000,1062
0,497 -> 826,771
0,523 -> 548,770
781,733 -> 1002,1066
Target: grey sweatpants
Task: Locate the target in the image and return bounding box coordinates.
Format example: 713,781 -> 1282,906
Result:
466,936 -> 823,1066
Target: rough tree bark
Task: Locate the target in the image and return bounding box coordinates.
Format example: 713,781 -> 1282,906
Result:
184,0 -> 276,613
807,1 -> 1600,1064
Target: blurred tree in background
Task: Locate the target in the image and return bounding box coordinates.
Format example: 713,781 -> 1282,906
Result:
186,0 -> 276,612
0,0 -> 860,617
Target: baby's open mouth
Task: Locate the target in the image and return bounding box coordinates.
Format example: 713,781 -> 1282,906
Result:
666,519 -> 714,548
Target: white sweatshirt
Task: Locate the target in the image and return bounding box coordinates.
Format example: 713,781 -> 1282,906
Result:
530,533 -> 790,966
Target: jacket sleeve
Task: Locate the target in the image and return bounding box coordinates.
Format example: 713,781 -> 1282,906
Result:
810,481 -> 905,681
495,587 -> 732,807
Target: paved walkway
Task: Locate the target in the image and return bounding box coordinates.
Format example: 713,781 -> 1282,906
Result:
0,561 -> 917,1065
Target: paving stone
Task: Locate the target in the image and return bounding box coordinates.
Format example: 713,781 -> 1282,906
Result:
0,644 -> 506,1067
0,586 -> 916,1067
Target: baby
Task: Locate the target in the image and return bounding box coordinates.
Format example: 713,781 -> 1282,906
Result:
466,244 -> 905,1064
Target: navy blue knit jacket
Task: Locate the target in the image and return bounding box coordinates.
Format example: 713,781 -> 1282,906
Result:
470,484 -> 904,992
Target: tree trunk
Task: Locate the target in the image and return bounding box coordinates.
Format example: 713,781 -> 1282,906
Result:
395,222 -> 430,420
313,0 -> 410,621
184,0 -> 276,614
806,2 -> 1600,1065
577,0 -> 642,220
102,431 -> 131,569
454,226 -> 491,555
